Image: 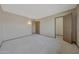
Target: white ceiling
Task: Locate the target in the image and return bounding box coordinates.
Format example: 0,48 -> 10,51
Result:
1,4 -> 77,19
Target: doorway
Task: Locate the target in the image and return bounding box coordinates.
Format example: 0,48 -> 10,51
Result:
32,21 -> 40,34
55,17 -> 63,39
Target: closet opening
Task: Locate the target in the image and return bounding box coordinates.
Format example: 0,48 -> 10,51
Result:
55,13 -> 77,44
55,16 -> 63,39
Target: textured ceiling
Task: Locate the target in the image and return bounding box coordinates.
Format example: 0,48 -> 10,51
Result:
1,4 -> 77,19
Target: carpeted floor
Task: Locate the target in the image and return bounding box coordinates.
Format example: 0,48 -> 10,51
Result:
0,34 -> 79,54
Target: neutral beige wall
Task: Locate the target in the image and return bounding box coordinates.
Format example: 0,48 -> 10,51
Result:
0,10 -> 32,43
40,17 -> 55,37
0,9 -> 3,43
39,9 -> 73,37
32,21 -> 36,34
76,6 -> 79,46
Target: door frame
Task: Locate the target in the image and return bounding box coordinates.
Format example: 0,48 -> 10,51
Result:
54,16 -> 63,38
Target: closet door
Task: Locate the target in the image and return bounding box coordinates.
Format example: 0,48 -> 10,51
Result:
63,13 -> 72,43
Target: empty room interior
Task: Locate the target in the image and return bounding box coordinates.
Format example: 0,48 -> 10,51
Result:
0,4 -> 79,54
